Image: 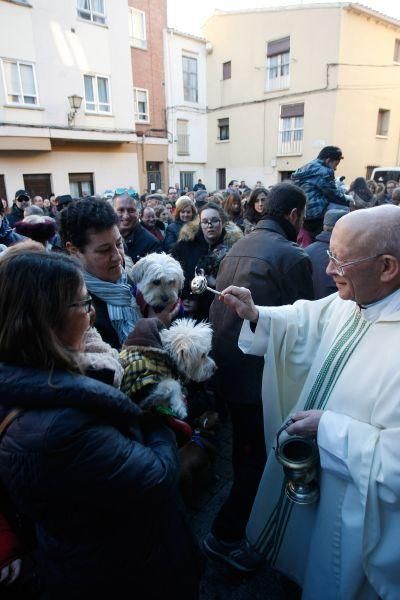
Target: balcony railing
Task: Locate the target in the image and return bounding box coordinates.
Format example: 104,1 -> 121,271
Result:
177,134 -> 190,155
277,130 -> 303,155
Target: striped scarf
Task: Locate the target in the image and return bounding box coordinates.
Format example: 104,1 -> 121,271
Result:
84,270 -> 140,345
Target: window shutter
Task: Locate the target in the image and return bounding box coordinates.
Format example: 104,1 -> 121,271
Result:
281,103 -> 304,118
267,37 -> 290,57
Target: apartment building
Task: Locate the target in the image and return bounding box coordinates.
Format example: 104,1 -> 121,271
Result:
164,28 -> 207,192
0,0 -> 138,202
202,3 -> 400,188
129,0 -> 168,193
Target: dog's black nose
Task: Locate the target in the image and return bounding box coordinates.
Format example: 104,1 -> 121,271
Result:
161,295 -> 169,303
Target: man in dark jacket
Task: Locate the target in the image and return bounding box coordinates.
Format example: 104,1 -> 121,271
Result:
203,183 -> 314,570
113,193 -> 160,263
292,146 -> 349,238
7,190 -> 31,228
193,178 -> 206,192
0,203 -> 25,247
305,209 -> 347,299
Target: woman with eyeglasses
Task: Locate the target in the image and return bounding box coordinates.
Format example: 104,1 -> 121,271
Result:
243,186 -> 269,234
0,246 -> 202,599
172,202 -> 243,320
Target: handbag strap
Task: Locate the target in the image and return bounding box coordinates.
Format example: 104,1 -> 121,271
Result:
0,408 -> 23,439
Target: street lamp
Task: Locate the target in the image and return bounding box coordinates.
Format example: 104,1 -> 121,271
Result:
67,94 -> 83,126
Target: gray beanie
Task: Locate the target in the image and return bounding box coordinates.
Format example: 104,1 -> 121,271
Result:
323,209 -> 347,230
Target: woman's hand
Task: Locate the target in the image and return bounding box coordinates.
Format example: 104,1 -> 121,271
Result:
0,558 -> 22,585
285,410 -> 323,437
219,286 -> 259,322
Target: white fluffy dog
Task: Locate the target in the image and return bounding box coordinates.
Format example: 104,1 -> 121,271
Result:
160,319 -> 216,384
132,252 -> 184,312
120,317 -> 216,421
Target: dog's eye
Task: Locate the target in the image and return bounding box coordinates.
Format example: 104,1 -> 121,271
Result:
153,280 -> 161,286
201,353 -> 206,359
168,280 -> 176,285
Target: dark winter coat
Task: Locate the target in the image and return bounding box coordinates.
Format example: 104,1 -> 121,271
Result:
90,292 -> 122,349
172,220 -> 243,320
6,205 -> 24,228
305,229 -> 336,299
0,216 -> 25,247
122,223 -> 161,264
164,219 -> 185,252
0,363 -> 201,599
210,218 -> 314,405
292,159 -> 349,220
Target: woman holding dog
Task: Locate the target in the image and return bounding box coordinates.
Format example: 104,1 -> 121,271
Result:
60,198 -> 176,349
172,202 -> 243,320
0,246 -> 202,599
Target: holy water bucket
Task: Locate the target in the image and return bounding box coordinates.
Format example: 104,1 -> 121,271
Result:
275,419 -> 320,505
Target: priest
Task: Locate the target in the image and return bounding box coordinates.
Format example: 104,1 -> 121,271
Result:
216,204 -> 400,599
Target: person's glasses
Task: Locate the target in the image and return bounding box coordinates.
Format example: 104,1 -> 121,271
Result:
68,295 -> 93,313
201,218 -> 221,227
326,250 -> 383,276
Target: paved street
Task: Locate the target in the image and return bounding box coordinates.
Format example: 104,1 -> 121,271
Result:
187,422 -> 291,600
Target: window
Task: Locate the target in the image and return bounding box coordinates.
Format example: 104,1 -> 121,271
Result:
216,168 -> 226,191
133,88 -> 149,122
128,8 -> 147,49
218,118 -> 229,141
0,175 -> 7,204
177,120 -> 189,155
377,109 -> 390,136
223,61 -> 231,80
84,74 -> 111,113
266,37 -> 290,91
366,165 -> 379,180
69,173 -> 94,197
180,171 -> 194,191
394,39 -> 400,62
278,103 -> 304,155
23,174 -> 52,199
1,59 -> 38,105
182,56 -> 198,103
77,0 -> 106,24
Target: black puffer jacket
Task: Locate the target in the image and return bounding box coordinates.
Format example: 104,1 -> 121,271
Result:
0,364 -> 201,599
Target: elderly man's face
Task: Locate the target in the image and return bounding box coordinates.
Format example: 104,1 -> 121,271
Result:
327,222 -> 384,304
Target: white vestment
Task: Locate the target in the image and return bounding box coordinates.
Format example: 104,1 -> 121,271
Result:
239,291 -> 400,600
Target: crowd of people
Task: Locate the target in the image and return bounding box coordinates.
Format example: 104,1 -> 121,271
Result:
1,146 -> 400,599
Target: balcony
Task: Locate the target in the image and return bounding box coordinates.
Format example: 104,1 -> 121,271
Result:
277,130 -> 303,155
177,133 -> 190,156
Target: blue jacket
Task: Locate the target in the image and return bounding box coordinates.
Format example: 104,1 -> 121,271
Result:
0,216 -> 25,247
0,364 -> 200,599
292,159 -> 348,220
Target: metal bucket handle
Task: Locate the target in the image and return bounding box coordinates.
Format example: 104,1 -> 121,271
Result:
275,417 -> 295,452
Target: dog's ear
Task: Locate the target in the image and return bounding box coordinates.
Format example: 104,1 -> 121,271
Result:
132,256 -> 148,283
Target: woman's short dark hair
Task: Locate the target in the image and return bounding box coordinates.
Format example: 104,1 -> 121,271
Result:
0,245 -> 84,371
263,182 -> 306,218
244,187 -> 269,223
199,202 -> 228,225
59,198 -> 118,250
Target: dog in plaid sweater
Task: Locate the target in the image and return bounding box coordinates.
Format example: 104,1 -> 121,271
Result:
120,317 -> 216,424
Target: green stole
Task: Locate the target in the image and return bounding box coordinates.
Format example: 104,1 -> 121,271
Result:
254,308 -> 371,562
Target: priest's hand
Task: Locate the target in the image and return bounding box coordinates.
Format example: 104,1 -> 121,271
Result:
219,286 -> 259,323
285,410 -> 323,437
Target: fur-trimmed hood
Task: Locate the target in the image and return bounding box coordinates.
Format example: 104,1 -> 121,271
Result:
178,219 -> 243,247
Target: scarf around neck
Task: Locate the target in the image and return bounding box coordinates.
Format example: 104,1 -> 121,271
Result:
83,270 -> 140,345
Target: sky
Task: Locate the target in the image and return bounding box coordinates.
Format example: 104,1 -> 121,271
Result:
168,0 -> 400,36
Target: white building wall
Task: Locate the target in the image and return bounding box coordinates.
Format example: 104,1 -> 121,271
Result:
164,29 -> 208,190
0,0 -> 139,200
